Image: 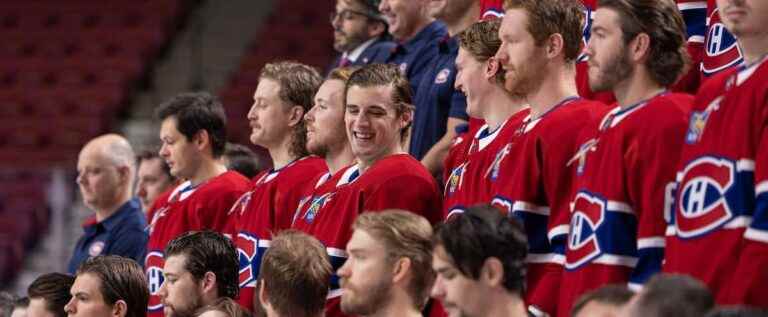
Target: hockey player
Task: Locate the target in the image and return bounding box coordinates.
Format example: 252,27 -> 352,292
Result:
664,0 -> 768,307
559,0 -> 693,313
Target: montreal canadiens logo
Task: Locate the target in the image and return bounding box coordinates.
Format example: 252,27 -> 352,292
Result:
237,233 -> 260,288
703,8 -> 743,76
145,251 -> 165,312
566,192 -> 606,270
676,156 -> 736,238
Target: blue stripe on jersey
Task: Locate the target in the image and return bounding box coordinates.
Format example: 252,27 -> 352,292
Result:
328,254 -> 347,292
629,246 -> 663,285
513,211 -> 552,254
679,5 -> 706,39
593,210 -> 638,257
752,189 -> 768,231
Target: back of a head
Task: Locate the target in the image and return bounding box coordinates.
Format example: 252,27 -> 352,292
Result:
259,230 -> 332,317
502,0 -> 585,63
76,255 -> 149,317
571,284 -> 634,317
165,231 -> 240,300
705,307 -> 768,317
155,92 -> 228,158
194,297 -> 252,317
629,274 -> 714,317
0,292 -> 18,317
27,273 -> 74,317
223,143 -> 269,179
434,204 -> 527,294
353,210 -> 434,309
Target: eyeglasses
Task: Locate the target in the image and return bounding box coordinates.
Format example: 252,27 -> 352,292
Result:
329,9 -> 371,23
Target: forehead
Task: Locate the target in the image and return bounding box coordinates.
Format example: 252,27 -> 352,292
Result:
337,0 -> 364,10
593,7 -> 621,29
432,245 -> 456,268
164,254 -> 189,273
77,147 -> 111,170
138,157 -> 165,173
500,8 -> 530,36
348,229 -> 387,253
254,78 -> 282,100
346,85 -> 396,109
72,273 -> 103,294
316,79 -> 346,100
160,117 -> 181,136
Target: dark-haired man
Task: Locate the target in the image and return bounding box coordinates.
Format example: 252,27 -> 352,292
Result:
559,0 -> 693,311
66,256 -> 149,317
158,231 -> 239,317
27,273 -> 73,317
431,205 -> 528,317
230,61 -> 327,312
329,0 -> 393,71
145,92 -> 250,317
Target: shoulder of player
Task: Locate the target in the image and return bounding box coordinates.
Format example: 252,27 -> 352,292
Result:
362,155 -> 434,183
195,171 -> 251,196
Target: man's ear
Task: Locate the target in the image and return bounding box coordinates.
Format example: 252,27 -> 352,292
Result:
288,105 -> 306,127
111,299 -> 128,317
485,57 -> 501,81
480,257 -> 505,288
628,32 -> 652,63
545,33 -> 565,60
201,271 -> 218,296
193,129 -> 211,152
391,257 -> 413,285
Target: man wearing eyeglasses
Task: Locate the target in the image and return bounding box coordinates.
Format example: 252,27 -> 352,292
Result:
329,0 -> 394,72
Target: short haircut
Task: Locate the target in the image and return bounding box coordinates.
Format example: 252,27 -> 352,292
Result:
0,291 -> 19,316
433,204 -> 527,294
259,230 -> 331,317
457,19 -> 505,84
345,64 -> 414,141
353,210 -> 434,309
705,307 -> 768,317
348,0 -> 387,23
155,92 -> 228,158
164,231 -> 240,299
503,0 -> 585,63
259,61 -> 323,159
193,297 -> 251,317
136,149 -> 174,180
223,143 -> 268,179
27,273 -> 74,317
632,274 -> 714,317
571,284 -> 634,316
597,0 -> 690,86
327,65 -> 362,83
75,256 -> 149,317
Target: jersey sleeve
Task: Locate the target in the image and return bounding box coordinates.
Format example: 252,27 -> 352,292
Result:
364,175 -> 442,224
731,95 -> 768,306
625,111 -> 688,287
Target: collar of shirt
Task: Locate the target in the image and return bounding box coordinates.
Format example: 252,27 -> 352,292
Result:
392,20 -> 447,55
438,35 -> 458,54
82,198 -> 141,233
344,37 -> 378,63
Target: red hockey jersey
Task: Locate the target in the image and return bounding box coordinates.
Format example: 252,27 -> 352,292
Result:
145,171 -> 250,316
558,93 -> 692,315
232,156 -> 326,312
700,0 -> 743,78
491,97 -> 609,316
443,108 -> 529,217
293,154 -> 442,317
664,56 -> 768,307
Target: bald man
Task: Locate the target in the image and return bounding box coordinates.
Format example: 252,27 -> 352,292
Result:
67,134 -> 148,274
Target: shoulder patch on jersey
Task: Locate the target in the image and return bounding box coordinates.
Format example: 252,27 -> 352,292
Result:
703,8 -> 743,76
568,138 -> 599,176
434,68 -> 451,84
485,143 -> 511,181
303,193 -> 335,224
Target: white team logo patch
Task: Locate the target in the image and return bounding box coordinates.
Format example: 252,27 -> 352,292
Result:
399,63 -> 408,75
434,68 -> 450,84
88,241 -> 105,256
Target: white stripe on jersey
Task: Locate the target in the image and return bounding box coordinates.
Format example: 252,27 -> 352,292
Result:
677,1 -> 706,10
608,201 -> 634,214
724,216 -> 753,229
527,253 -> 565,265
327,288 -> 343,299
745,227 -> 768,244
513,201 -> 550,215
326,247 -> 347,258
756,180 -> 768,196
548,224 -> 569,241
592,254 -> 638,268
637,237 -> 665,249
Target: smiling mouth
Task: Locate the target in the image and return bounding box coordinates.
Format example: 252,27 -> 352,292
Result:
353,132 -> 374,141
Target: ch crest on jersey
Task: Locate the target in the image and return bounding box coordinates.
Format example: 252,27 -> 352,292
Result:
703,8 -> 743,76
145,251 -> 165,312
446,163 -> 467,195
237,233 -> 262,288
486,143 -> 511,181
145,206 -> 169,235
566,192 -> 606,270
304,193 -> 334,224
676,156 -> 736,238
